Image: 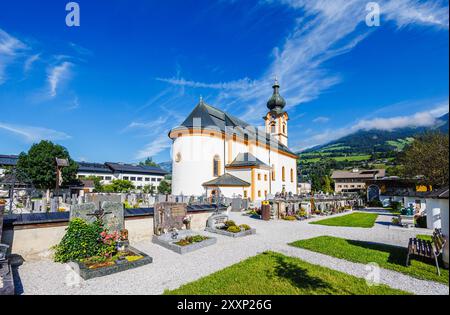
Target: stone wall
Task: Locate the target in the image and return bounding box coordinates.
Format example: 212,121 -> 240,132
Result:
1,211 -> 213,261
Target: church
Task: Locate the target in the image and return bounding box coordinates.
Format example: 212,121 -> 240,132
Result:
169,80 -> 298,201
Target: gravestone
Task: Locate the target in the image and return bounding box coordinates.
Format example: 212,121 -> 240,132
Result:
0,204 -> 4,240
85,194 -> 121,209
153,202 -> 187,235
206,213 -> 229,229
231,198 -> 243,212
70,201 -> 124,233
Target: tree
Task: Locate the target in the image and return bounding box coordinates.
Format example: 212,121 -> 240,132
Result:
401,132 -> 449,188
142,184 -> 155,194
139,157 -> 159,167
103,179 -> 135,193
83,175 -> 104,192
16,140 -> 78,190
157,180 -> 171,194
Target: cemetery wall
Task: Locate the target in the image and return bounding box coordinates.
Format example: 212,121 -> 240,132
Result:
1,211 -> 212,261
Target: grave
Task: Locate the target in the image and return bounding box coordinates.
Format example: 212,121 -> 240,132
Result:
152,202 -> 216,254
205,213 -> 256,238
67,201 -> 152,280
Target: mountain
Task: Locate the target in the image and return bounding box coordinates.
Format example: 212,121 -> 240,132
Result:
302,113 -> 449,155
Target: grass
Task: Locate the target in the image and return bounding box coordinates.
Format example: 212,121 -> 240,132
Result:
164,252 -> 408,295
310,212 -> 378,228
290,236 -> 448,285
416,234 -> 433,242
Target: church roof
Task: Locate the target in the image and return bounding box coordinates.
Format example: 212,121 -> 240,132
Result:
226,152 -> 270,169
172,101 -> 297,157
202,173 -> 251,187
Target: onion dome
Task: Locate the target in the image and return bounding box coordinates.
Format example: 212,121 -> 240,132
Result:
266,78 -> 286,113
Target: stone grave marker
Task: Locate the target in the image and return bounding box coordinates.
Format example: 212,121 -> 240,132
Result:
85,194 -> 121,209
206,213 -> 228,229
154,202 -> 187,235
70,201 -> 124,233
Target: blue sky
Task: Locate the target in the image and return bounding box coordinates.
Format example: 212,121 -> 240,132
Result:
0,0 -> 448,163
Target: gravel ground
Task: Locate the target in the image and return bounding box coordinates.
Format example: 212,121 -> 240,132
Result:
15,211 -> 449,295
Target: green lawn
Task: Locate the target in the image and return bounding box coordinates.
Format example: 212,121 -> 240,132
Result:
310,212 -> 378,228
290,236 -> 448,285
416,234 -> 433,242
164,252 -> 408,295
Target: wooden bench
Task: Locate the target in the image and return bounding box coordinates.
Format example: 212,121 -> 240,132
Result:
406,229 -> 446,275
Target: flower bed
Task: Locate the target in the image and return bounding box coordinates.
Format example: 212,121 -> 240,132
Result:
205,219 -> 256,238
54,218 -> 152,280
152,230 -> 217,255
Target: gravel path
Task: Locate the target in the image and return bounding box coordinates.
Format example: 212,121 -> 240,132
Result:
15,211 -> 449,295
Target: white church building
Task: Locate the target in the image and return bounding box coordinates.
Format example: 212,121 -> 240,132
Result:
170,80 -> 298,201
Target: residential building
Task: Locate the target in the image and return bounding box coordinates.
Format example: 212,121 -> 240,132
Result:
170,80 -> 298,200
297,180 -> 312,194
77,162 -> 168,189
332,168 -> 386,193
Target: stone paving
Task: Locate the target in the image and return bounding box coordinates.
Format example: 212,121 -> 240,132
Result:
14,210 -> 449,295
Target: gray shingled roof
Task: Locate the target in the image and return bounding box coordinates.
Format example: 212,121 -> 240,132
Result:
172,101 -> 297,157
226,152 -> 270,168
203,173 -> 251,187
332,169 -> 386,179
0,155 -> 18,166
105,162 -> 168,175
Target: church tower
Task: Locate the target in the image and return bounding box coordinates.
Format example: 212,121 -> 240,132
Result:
264,79 -> 289,146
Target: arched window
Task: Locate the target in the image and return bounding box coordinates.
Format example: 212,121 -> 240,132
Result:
283,123 -> 286,134
272,164 -> 275,181
282,166 -> 285,182
175,152 -> 182,163
270,123 -> 276,134
213,155 -> 221,177
290,168 -> 294,183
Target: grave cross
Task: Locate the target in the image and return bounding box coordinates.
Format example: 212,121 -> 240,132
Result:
86,207 -> 112,223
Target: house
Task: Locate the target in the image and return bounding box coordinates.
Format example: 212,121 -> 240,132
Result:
170,80 -> 298,200
77,162 -> 168,189
0,155 -> 18,177
332,168 -> 386,193
298,180 -> 312,194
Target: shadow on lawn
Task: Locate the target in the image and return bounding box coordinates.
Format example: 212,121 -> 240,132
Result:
270,255 -> 331,292
345,239 -> 440,267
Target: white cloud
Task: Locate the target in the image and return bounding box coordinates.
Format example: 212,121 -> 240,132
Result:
0,122 -> 71,143
294,103 -> 449,150
136,136 -> 172,160
0,28 -> 27,84
156,77 -> 256,90
47,61 -> 73,97
158,0 -> 448,125
23,53 -> 40,73
313,116 -> 330,123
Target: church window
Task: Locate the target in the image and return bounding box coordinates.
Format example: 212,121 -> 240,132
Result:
213,155 -> 221,177
264,174 -> 267,181
272,164 -> 275,181
258,190 -> 261,198
290,168 -> 294,183
270,123 -> 276,134
243,190 -> 248,198
257,173 -> 261,180
282,166 -> 286,182
283,123 -> 286,134
175,153 -> 182,163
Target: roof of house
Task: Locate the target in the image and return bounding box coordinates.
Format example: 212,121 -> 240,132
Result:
332,169 -> 386,180
105,162 -> 168,175
0,155 -> 19,167
203,173 -> 251,187
171,101 -> 298,157
77,162 -> 113,174
226,152 -> 270,169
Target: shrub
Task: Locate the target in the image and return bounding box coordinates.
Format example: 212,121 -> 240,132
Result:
368,199 -> 383,207
389,201 -> 402,212
391,217 -> 400,225
227,225 -> 242,233
224,220 -> 236,227
283,215 -> 296,221
53,218 -> 104,263
239,224 -> 251,231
